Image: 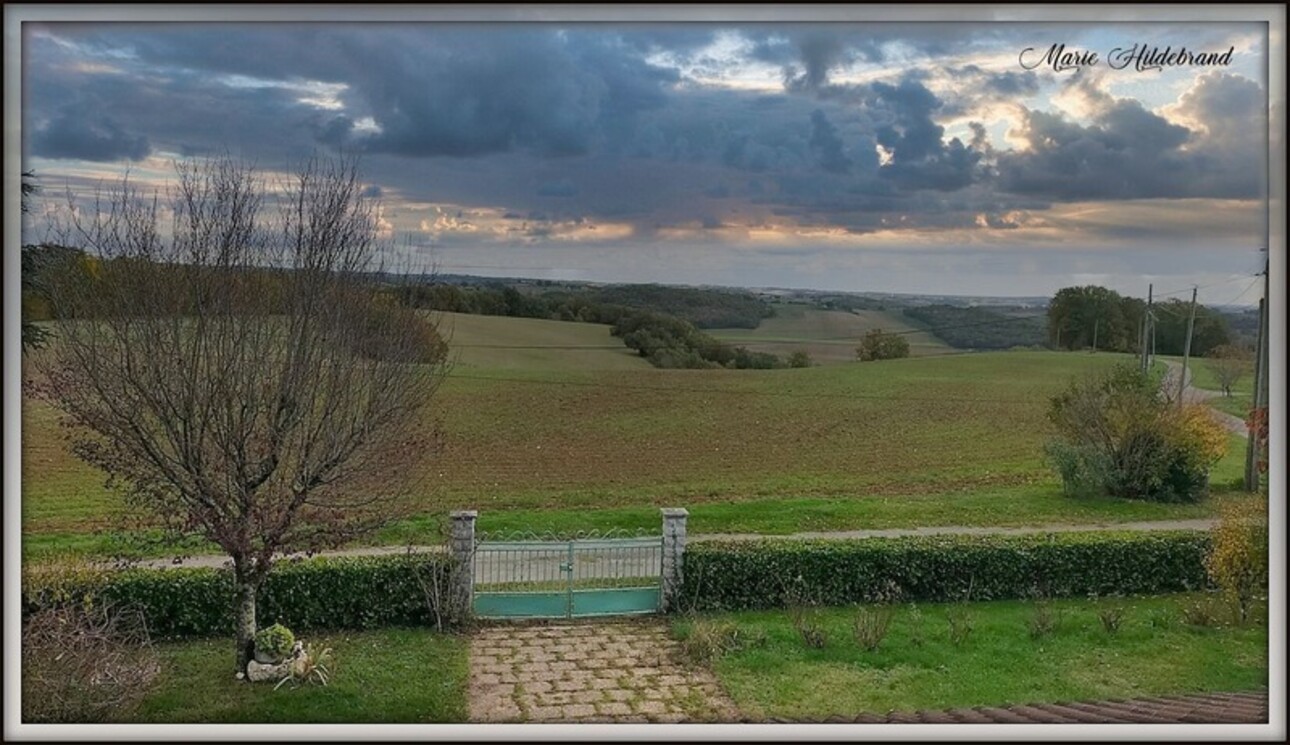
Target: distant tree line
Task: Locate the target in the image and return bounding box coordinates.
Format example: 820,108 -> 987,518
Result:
592,284 -> 774,329
611,311 -> 784,369
1046,286 -> 1231,356
394,282 -> 773,330
806,294 -> 891,313
902,304 -> 1048,350
1221,307 -> 1260,349
394,281 -> 789,370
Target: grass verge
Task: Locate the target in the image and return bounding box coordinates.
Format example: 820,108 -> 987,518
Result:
124,627 -> 468,723
671,593 -> 1267,720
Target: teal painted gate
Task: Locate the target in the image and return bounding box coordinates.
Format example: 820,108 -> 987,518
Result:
472,532 -> 663,619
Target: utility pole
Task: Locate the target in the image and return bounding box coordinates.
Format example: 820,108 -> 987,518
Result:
1092,318 -> 1099,353
1178,286 -> 1198,407
1139,284 -> 1153,373
1245,259 -> 1270,491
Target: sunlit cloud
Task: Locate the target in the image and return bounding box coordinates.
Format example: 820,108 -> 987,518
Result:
19,21 -> 1270,296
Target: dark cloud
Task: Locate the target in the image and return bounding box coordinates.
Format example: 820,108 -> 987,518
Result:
997,73 -> 1262,201
30,104 -> 151,161
20,22 -> 1267,254
865,79 -> 981,191
808,109 -> 851,173
361,184 -> 383,198
537,179 -> 578,198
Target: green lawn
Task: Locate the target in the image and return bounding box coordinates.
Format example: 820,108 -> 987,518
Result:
124,628 -> 468,723
675,593 -> 1267,719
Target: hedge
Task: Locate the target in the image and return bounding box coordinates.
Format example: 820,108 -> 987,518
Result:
22,553 -> 457,640
677,531 -> 1212,612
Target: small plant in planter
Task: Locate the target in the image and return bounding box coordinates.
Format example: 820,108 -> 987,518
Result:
253,623 -> 296,664
275,644 -> 335,690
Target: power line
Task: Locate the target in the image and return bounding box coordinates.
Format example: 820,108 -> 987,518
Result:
1214,276 -> 1263,309
1151,273 -> 1260,301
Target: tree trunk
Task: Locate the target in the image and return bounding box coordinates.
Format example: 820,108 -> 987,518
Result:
235,576 -> 258,676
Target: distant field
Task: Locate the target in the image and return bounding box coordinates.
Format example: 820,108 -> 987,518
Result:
434,311 -> 650,371
26,338 -> 1254,559
709,303 -> 949,364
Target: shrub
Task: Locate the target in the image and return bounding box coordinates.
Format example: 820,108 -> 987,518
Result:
1205,497 -> 1269,626
348,293 -> 449,364
22,553 -> 458,640
254,623 -> 296,662
853,581 -> 901,651
906,603 -> 926,647
853,605 -> 895,652
784,577 -> 829,649
1027,601 -> 1060,640
1097,603 -> 1125,633
946,605 -> 974,647
787,350 -> 812,368
21,602 -> 161,723
679,531 -> 1210,613
1147,607 -> 1175,630
1045,363 -> 1226,503
676,620 -> 767,666
856,329 -> 910,361
1180,596 -> 1222,628
794,615 -> 829,649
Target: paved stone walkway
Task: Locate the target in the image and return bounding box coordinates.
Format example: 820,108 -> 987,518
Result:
467,620 -> 739,723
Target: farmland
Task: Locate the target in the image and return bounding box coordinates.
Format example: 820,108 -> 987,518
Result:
708,303 -> 948,364
21,312 -> 1253,558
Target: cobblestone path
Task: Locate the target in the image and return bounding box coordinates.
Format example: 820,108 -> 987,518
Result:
467,620 -> 739,723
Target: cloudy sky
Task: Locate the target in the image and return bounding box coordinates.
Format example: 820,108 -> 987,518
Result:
21,21 -> 1273,303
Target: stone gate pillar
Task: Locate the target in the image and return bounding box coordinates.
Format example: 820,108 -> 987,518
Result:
449,510 -> 477,622
660,508 -> 689,612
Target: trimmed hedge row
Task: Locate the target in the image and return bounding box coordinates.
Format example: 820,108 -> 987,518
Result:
23,554 -> 456,640
678,531 -> 1212,612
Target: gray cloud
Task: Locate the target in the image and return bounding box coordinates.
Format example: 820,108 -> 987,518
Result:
536,178 -> 578,198
808,109 -> 851,173
31,103 -> 151,161
997,72 -> 1263,201
20,22 -> 1268,263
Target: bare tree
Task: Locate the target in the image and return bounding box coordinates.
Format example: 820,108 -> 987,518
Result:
1205,344 -> 1253,397
28,156 -> 447,674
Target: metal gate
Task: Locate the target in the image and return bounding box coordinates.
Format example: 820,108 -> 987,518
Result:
472,531 -> 664,619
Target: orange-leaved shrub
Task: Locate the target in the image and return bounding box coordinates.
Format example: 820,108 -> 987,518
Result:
1205,496 -> 1268,626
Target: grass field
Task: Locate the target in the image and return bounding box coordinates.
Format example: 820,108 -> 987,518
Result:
1162,354 -> 1257,420
676,593 -> 1267,719
436,311 -> 650,371
22,313 -> 1254,560
709,303 -> 949,364
121,628 -> 468,723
